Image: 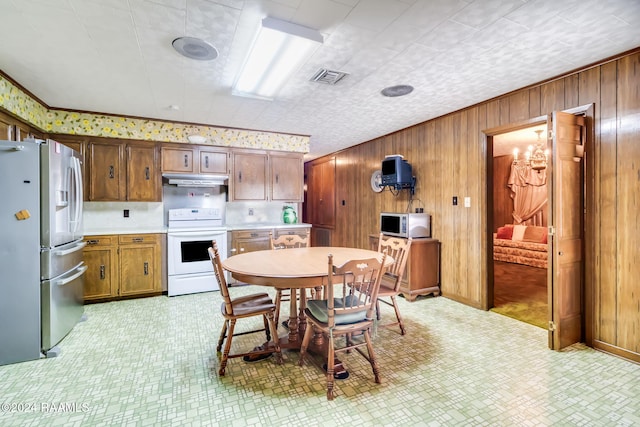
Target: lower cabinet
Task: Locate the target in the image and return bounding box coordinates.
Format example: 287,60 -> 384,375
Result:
83,233 -> 162,301
229,229 -> 271,256
369,234 -> 441,301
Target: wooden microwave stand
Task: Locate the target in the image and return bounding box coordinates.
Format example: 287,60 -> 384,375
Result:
369,234 -> 441,301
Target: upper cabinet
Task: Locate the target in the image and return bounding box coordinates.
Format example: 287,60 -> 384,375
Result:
230,150 -> 304,202
270,153 -> 303,202
231,151 -> 268,201
0,112 -> 42,141
161,144 -> 229,175
87,140 -> 159,201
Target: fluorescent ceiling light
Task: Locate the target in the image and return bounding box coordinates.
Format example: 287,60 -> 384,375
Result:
233,17 -> 323,100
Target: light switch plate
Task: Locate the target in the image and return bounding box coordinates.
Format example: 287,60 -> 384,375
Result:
464,197 -> 471,208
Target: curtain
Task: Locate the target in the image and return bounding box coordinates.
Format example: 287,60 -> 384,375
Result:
508,163 -> 547,225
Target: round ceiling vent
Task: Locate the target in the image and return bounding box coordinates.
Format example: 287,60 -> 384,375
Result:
172,37 -> 218,61
381,84 -> 414,97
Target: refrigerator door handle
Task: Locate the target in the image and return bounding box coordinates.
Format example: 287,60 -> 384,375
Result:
55,241 -> 87,256
54,264 -> 88,286
70,157 -> 83,233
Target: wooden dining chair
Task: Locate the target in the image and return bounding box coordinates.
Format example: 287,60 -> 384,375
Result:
208,240 -> 282,376
298,252 -> 387,400
269,229 -> 311,328
376,233 -> 412,335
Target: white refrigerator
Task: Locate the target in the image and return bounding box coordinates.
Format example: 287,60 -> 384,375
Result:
0,139 -> 85,365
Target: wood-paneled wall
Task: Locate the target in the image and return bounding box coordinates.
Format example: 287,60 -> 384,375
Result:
305,48 -> 640,363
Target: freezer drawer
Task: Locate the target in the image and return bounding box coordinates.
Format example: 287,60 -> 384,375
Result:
41,262 -> 86,351
41,239 -> 86,280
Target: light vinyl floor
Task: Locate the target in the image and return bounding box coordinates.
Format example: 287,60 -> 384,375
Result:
1,287 -> 639,426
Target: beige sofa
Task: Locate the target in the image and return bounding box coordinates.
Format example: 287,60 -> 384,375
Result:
493,224 -> 548,269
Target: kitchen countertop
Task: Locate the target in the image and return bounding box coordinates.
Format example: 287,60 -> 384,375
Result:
84,223 -> 311,236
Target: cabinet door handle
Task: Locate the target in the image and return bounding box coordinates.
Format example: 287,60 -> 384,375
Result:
238,171 -> 242,182
144,262 -> 149,275
184,154 -> 189,168
275,173 -> 279,184
250,233 -> 258,237
230,248 -> 237,253
109,165 -> 114,179
87,239 -> 99,245
100,265 -> 105,280
204,155 -> 209,168
145,167 -> 150,180
132,237 -> 144,243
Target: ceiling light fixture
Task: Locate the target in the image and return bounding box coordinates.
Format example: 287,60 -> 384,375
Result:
381,85 -> 414,97
172,37 -> 218,61
232,17 -> 324,100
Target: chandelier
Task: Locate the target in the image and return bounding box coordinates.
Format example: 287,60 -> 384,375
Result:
512,129 -> 548,171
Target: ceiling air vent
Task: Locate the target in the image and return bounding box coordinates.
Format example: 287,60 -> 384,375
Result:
310,68 -> 349,85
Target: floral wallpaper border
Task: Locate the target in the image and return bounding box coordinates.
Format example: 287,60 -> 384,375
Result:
0,75 -> 309,153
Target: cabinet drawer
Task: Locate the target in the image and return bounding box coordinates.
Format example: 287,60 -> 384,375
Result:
232,230 -> 271,239
85,235 -> 116,246
118,234 -> 160,244
273,227 -> 310,238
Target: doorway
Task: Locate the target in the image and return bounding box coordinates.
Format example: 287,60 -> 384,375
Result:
488,121 -> 549,329
484,107 -> 590,350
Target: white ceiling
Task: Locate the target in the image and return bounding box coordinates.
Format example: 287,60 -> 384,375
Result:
0,0 -> 638,161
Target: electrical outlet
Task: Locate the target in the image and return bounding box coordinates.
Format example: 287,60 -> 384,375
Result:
248,208 -> 254,216
123,209 -> 130,218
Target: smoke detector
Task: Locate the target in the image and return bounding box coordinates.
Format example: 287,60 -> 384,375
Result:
310,68 -> 349,85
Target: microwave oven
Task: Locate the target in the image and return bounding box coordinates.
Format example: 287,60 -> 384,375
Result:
380,212 -> 431,238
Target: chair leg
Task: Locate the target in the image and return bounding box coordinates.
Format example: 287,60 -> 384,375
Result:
326,332 -> 335,400
376,299 -> 381,321
363,329 -> 381,384
274,290 -> 282,327
219,319 -> 236,376
390,296 -> 406,335
262,315 -> 271,342
298,319 -> 313,366
265,311 -> 283,365
217,320 -> 228,352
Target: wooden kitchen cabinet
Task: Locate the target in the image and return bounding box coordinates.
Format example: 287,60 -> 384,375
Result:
270,153 -> 303,202
87,141 -> 159,201
161,146 -> 194,173
83,235 -> 118,301
229,229 -> 271,256
369,234 -> 441,301
161,144 -> 229,175
118,234 -> 162,296
0,112 -> 39,141
127,145 -> 159,201
83,233 -> 162,301
231,151 -> 268,201
199,148 -> 228,174
230,150 -> 303,202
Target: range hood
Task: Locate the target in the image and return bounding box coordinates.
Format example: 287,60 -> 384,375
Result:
162,173 -> 229,187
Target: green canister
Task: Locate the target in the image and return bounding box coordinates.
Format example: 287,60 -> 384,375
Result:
282,205 -> 297,224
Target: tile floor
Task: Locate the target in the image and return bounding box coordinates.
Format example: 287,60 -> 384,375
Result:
1,288 -> 639,426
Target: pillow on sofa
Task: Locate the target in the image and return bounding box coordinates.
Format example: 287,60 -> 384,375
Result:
512,225 -> 527,241
496,226 -> 513,240
523,226 -> 547,244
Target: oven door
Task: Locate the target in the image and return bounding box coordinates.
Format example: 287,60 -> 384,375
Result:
167,230 -> 227,276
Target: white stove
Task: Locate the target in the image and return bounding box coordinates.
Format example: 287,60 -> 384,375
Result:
167,208 -> 227,296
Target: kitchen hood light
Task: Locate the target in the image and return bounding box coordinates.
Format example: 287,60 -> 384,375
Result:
232,17 -> 323,100
163,173 -> 228,187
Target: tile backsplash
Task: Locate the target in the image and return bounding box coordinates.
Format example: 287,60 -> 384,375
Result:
83,202 -> 164,231
225,201 -> 301,225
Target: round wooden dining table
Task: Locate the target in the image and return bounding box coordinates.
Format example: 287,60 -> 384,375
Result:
222,246 -> 393,350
